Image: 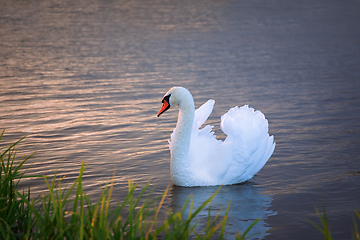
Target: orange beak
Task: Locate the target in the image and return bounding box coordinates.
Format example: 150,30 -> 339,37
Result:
157,100 -> 170,117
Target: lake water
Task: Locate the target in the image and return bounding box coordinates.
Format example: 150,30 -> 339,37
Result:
1,0 -> 360,239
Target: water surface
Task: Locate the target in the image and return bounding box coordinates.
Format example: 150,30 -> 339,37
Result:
1,0 -> 360,239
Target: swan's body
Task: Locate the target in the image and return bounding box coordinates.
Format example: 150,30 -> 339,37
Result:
157,87 -> 275,187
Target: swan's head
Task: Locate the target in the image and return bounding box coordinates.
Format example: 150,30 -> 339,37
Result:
157,87 -> 192,117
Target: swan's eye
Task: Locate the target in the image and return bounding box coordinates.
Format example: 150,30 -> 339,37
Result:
162,94 -> 171,104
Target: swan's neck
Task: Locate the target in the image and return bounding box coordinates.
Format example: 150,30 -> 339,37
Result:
170,96 -> 195,185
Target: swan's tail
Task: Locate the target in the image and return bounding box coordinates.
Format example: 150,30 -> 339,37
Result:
220,105 -> 275,182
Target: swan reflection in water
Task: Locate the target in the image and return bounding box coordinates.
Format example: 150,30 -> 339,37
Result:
169,182 -> 275,239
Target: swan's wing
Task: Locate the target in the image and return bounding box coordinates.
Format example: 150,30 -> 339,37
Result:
192,99 -> 219,140
220,105 -> 275,183
193,99 -> 215,130
190,100 -> 218,155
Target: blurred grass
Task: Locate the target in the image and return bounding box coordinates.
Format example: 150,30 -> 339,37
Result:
308,202 -> 360,240
0,130 -> 37,239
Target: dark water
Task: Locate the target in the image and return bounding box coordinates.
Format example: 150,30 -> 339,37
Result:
1,0 -> 360,239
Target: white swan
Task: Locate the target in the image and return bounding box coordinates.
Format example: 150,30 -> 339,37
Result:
157,87 -> 275,187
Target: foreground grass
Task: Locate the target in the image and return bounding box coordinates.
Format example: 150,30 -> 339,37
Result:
0,130 -> 258,240
309,205 -> 360,240
0,131 -> 36,239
